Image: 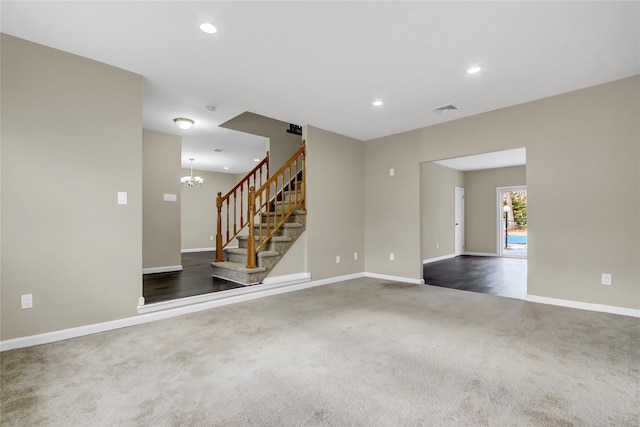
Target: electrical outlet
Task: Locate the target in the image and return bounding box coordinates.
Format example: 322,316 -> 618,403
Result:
390,253 -> 395,261
601,273 -> 612,286
336,255 -> 341,264
389,168 -> 395,176
354,252 -> 358,260
210,235 -> 214,241
21,294 -> 33,309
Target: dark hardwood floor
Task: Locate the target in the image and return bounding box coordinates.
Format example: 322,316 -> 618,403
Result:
423,255 -> 526,299
143,251 -> 243,304
145,253 -> 526,305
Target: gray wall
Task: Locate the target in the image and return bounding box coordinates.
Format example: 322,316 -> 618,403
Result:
1,34 -> 637,343
266,233 -> 308,278
181,169 -> 238,250
143,130 -> 182,269
366,76 -> 639,309
1,35 -> 143,340
220,111 -> 302,172
464,166 -> 526,254
305,126 -> 365,280
420,163 -> 464,260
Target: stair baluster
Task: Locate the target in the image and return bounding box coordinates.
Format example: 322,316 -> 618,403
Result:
212,141 -> 306,284
215,151 -> 269,263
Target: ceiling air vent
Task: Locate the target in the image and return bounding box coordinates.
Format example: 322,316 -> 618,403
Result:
432,103 -> 459,114
213,148 -> 223,152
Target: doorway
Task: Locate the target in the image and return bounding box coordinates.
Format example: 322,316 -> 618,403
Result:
497,186 -> 527,258
455,187 -> 465,255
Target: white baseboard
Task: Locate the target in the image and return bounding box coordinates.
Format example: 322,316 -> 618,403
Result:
139,273 -> 311,314
181,247 -> 215,253
0,272 -> 362,352
142,265 -> 183,274
364,272 -> 425,285
18,272 -> 636,351
526,295 -> 640,318
423,254 -> 456,264
262,272 -> 311,286
463,252 -> 497,257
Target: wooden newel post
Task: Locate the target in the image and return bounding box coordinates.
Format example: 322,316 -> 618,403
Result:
246,186 -> 257,269
215,192 -> 224,262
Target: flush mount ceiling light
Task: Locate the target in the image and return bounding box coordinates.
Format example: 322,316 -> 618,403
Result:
372,100 -> 384,106
467,66 -> 482,74
200,22 -> 219,34
181,158 -> 204,187
173,118 -> 194,130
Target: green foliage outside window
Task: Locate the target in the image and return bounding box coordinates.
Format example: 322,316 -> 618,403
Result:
511,192 -> 527,230
503,191 -> 527,231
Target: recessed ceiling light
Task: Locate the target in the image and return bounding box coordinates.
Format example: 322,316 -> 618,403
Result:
200,22 -> 219,34
253,158 -> 260,162
173,118 -> 194,130
223,166 -> 229,170
372,100 -> 383,106
467,66 -> 482,74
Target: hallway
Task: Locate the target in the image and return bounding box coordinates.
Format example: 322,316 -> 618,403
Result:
423,255 -> 526,300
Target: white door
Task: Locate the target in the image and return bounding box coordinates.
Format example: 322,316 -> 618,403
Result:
455,187 -> 465,255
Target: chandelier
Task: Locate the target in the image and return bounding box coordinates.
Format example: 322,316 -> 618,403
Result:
181,158 -> 204,187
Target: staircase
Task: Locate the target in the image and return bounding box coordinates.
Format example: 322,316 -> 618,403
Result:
211,142 -> 306,285
211,208 -> 306,284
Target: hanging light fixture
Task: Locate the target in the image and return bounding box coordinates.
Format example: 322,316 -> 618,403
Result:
181,158 -> 204,187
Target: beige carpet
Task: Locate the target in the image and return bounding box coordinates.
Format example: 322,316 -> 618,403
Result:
2,278 -> 639,426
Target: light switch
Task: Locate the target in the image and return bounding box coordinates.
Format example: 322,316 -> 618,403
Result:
389,168 -> 395,176
117,192 -> 127,205
163,193 -> 177,202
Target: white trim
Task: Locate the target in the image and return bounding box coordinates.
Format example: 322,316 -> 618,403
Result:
181,247 -> 215,253
364,272 -> 425,285
463,252 -> 497,257
139,275 -> 310,314
211,274 -> 260,286
526,295 -> 640,318
0,272 -> 361,352
142,265 -> 182,275
261,272 -> 311,286
7,271 -> 636,351
423,254 -> 457,264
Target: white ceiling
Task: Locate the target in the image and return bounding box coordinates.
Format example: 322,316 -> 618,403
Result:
434,148 -> 526,171
2,1 -> 639,173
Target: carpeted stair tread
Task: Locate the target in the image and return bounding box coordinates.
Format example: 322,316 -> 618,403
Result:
212,205 -> 306,284
255,223 -> 304,229
236,235 -> 293,242
209,261 -> 267,273
262,210 -> 306,216
224,247 -> 280,258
